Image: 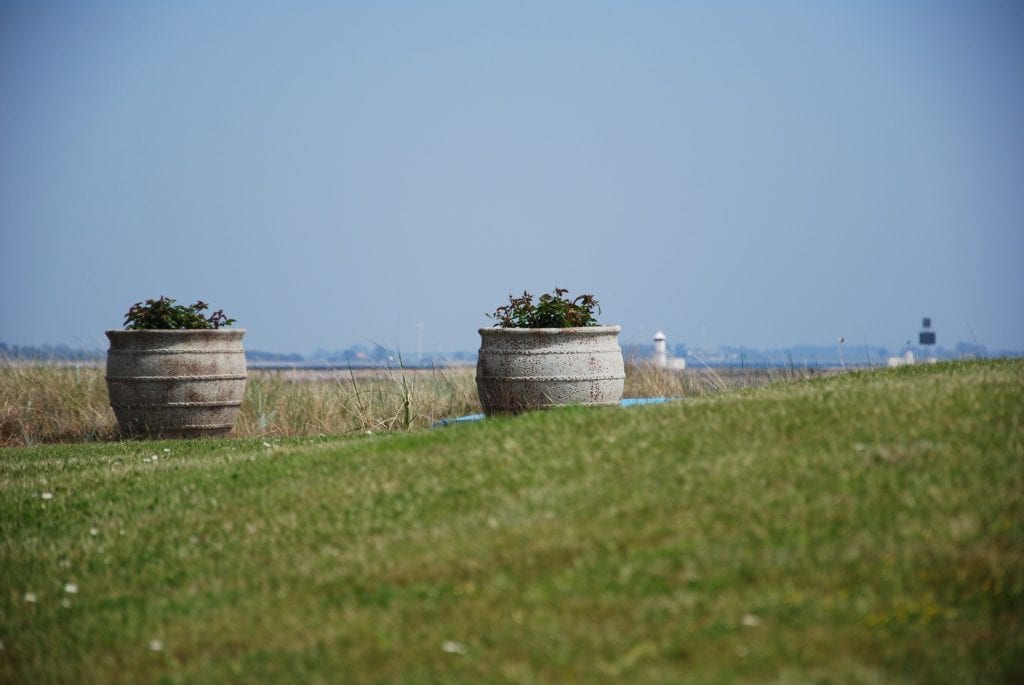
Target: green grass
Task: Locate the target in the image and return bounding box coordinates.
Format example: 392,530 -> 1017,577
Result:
1,360 -> 1022,683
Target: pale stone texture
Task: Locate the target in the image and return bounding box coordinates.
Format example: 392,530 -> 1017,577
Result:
476,326 -> 624,414
105,329 -> 247,438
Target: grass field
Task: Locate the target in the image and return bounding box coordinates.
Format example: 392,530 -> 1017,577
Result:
1,360 -> 1022,683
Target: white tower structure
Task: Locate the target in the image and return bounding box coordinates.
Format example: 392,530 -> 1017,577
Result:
652,330 -> 686,370
653,331 -> 668,369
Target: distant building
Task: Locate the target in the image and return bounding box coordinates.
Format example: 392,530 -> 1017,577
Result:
888,316 -> 939,366
919,317 -> 936,347
887,349 -> 917,367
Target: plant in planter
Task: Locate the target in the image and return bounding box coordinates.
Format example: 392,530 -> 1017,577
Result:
476,288 -> 625,414
105,297 -> 246,438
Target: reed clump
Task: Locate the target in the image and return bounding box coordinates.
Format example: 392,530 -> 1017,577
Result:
235,366 -> 481,437
0,362 -> 119,446
0,362 -> 485,446
623,361 -> 824,398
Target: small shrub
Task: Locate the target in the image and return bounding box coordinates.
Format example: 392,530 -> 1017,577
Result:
488,287 -> 600,328
123,296 -> 235,330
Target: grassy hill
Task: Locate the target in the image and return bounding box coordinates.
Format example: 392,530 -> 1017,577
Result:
1,360 -> 1021,683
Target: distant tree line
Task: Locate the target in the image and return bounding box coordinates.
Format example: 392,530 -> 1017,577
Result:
0,342 -> 103,361
1,340 -> 1011,366
245,350 -> 305,362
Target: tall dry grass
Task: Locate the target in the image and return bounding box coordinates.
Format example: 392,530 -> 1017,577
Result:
623,360 -> 825,398
0,362 -> 482,447
236,366 -> 481,436
0,362 -> 118,446
1,359 -> 828,447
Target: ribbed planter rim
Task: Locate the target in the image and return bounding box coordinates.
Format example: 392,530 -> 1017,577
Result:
478,325 -> 622,335
106,328 -> 247,337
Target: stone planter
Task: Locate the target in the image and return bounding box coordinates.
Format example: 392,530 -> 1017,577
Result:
476,326 -> 625,414
105,329 -> 247,438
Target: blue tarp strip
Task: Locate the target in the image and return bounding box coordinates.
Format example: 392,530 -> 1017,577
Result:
433,397 -> 678,427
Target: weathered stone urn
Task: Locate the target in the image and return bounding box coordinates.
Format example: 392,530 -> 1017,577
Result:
476,326 -> 625,414
105,329 -> 247,438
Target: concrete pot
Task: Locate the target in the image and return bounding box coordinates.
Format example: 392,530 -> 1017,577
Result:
105,329 -> 247,438
476,326 -> 625,414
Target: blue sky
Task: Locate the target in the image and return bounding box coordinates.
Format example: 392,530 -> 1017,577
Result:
2,1 -> 1022,354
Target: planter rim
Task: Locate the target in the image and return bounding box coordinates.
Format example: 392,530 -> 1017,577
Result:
478,325 -> 621,336
106,328 -> 246,336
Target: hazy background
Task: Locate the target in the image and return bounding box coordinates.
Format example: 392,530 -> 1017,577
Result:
2,0 -> 1022,355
